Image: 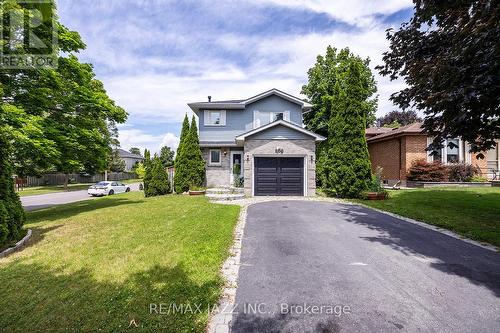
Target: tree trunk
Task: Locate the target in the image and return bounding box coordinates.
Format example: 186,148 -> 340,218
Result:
104,170 -> 108,181
63,173 -> 69,191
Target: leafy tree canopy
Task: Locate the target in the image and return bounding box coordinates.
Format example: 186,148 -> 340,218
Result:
377,110 -> 422,128
0,1 -> 127,181
159,146 -> 175,168
301,46 -> 378,136
377,0 -> 500,153
129,147 -> 141,156
108,150 -> 126,173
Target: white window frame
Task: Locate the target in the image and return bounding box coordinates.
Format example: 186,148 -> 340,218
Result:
204,110 -> 226,126
427,137 -> 463,164
253,110 -> 291,128
209,149 -> 222,166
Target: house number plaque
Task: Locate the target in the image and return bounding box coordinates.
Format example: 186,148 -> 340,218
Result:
275,147 -> 284,154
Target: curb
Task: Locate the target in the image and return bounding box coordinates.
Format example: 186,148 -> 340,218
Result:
0,229 -> 32,259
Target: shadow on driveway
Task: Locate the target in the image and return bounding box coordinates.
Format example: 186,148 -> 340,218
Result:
332,204 -> 500,298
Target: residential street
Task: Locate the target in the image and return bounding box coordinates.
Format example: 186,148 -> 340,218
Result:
21,183 -> 141,211
232,201 -> 500,333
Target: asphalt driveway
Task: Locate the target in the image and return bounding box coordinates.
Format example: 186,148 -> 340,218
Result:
21,183 -> 141,211
232,201 -> 500,333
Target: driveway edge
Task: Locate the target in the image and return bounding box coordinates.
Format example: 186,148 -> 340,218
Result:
346,201 -> 498,252
207,204 -> 248,333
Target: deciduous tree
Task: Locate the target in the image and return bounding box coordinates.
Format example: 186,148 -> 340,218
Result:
129,147 -> 141,156
159,146 -> 175,168
376,110 -> 422,128
301,46 -> 378,137
377,0 -> 500,153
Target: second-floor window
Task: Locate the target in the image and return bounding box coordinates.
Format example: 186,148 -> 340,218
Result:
253,110 -> 290,128
204,110 -> 226,126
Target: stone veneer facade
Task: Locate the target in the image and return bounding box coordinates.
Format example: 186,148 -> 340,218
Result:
202,147 -> 231,187
242,139 -> 316,197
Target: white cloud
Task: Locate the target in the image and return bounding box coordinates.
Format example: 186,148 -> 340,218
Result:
58,0 -> 413,145
160,132 -> 180,152
252,0 -> 412,27
117,128 -> 179,155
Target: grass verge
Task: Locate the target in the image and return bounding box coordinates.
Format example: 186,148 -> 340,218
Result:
0,192 -> 240,332
352,187 -> 500,248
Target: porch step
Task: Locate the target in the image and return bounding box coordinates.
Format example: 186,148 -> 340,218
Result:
206,187 -> 244,195
206,193 -> 245,201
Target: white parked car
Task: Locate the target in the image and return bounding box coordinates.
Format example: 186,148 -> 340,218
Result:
88,181 -> 131,197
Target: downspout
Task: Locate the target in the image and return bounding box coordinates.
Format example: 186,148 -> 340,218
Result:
399,138 -> 402,181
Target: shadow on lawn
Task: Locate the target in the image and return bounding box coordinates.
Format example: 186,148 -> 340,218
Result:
26,197 -> 143,224
333,203 -> 500,297
0,262 -> 221,332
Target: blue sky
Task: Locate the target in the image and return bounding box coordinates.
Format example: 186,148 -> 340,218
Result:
57,0 -> 414,153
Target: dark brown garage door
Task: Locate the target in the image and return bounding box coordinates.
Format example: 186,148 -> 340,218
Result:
254,157 -> 304,196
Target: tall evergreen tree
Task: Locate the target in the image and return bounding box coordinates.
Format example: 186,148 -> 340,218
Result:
142,149 -> 151,193
0,121 -> 25,247
315,57 -> 373,198
184,116 -> 205,188
174,114 -> 191,193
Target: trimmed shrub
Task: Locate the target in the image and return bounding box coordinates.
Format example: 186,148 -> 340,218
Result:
144,157 -> 170,197
447,163 -> 481,182
134,162 -> 146,179
469,175 -> 489,182
407,160 -> 448,181
0,202 -> 9,245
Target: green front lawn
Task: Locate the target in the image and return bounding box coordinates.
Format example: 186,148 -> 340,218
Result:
0,193 -> 240,332
354,187 -> 500,248
16,179 -> 142,197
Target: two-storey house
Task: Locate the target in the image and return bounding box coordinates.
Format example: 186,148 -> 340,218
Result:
188,89 -> 325,196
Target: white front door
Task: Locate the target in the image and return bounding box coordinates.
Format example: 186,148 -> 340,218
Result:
230,151 -> 244,186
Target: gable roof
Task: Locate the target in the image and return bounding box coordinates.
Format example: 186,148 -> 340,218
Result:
188,88 -> 312,112
235,120 -> 325,143
366,123 -> 425,142
117,149 -> 145,159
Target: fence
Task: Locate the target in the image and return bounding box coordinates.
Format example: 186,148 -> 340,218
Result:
20,172 -> 138,187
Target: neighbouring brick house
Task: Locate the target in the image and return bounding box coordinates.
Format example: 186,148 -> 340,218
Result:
366,122 -> 500,185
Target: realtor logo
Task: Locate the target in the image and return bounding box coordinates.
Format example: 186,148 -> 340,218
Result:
0,0 -> 57,69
